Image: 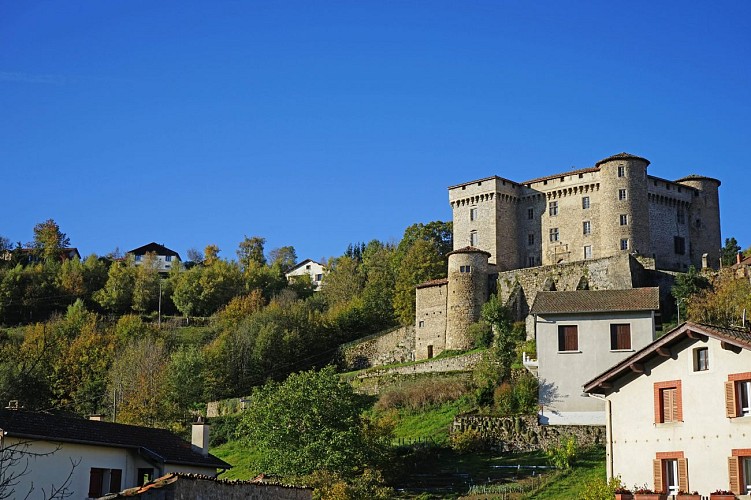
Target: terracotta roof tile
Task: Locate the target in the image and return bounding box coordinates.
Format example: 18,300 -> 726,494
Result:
416,278 -> 449,289
447,246 -> 492,257
530,288 -> 660,314
595,152 -> 650,167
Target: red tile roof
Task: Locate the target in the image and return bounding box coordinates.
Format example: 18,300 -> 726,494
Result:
530,288 -> 660,314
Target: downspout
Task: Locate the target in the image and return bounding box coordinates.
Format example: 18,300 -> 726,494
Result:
587,393 -> 613,479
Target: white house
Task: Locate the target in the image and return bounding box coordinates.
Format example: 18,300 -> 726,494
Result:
0,410 -> 229,499
528,287 -> 660,425
285,259 -> 326,291
127,242 -> 181,273
584,322 -> 751,497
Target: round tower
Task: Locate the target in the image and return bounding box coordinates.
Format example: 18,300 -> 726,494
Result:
445,247 -> 490,351
676,175 -> 722,269
596,153 -> 651,258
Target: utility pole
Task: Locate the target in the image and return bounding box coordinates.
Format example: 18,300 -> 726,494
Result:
158,279 -> 162,329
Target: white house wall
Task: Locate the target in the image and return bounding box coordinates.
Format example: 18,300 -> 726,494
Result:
607,336 -> 751,495
536,311 -> 655,425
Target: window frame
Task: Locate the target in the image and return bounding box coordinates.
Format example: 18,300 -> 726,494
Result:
470,231 -> 478,247
549,201 -> 558,216
528,233 -> 534,246
557,325 -> 579,352
654,380 -> 683,424
693,347 -> 709,372
620,214 -> 628,226
470,207 -> 477,221
725,373 -> 751,418
528,207 -> 534,220
674,236 -> 686,255
620,238 -> 629,251
582,221 -> 591,235
618,189 -> 628,201
549,228 -> 559,242
653,452 -> 688,496
583,245 -> 592,260
610,323 -> 631,351
582,196 -> 590,209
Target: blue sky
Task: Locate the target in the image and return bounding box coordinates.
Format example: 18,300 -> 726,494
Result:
2,1 -> 749,262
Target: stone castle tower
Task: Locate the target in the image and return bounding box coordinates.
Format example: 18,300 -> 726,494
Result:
414,152 -> 722,361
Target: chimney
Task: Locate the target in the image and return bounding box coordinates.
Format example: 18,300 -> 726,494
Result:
191,417 -> 210,457
738,252 -> 743,265
701,253 -> 708,270
88,414 -> 105,421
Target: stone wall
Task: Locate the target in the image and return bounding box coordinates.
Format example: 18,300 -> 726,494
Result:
338,325 -> 415,370
453,414 -> 604,453
415,282 -> 448,360
355,351 -> 482,380
133,474 -> 313,500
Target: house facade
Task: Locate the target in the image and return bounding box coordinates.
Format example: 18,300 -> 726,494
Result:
285,259 -> 326,291
0,410 -> 229,499
450,152 -> 721,272
127,243 -> 181,273
584,322 -> 751,497
529,288 -> 660,425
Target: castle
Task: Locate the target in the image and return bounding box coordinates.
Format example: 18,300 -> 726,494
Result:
414,152 -> 721,360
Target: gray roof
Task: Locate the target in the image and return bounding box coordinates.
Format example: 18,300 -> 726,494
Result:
530,288 -> 660,315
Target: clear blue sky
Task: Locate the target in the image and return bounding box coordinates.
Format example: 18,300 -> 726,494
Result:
2,1 -> 749,262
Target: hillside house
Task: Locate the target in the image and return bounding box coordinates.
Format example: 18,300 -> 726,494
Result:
127,243 -> 181,273
285,259 -> 326,291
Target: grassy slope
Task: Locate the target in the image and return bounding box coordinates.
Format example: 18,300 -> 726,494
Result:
211,440 -> 263,480
523,447 -> 606,499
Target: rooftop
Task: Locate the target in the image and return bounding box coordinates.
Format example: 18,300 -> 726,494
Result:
530,287 -> 660,315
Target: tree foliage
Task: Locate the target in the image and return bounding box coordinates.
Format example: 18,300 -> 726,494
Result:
31,219 -> 70,262
393,239 -> 444,324
686,269 -> 751,327
721,237 -> 741,267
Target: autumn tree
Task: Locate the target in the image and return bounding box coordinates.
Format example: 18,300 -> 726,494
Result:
721,237 -> 742,267
320,256 -> 365,307
685,269 -> 751,327
31,219 -> 70,262
269,246 -> 298,273
237,236 -> 267,268
94,257 -> 137,314
393,239 -> 445,324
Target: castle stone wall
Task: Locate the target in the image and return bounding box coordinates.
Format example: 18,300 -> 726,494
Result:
339,325 -> 415,370
355,351 -> 483,380
415,282 -> 448,360
446,251 -> 489,352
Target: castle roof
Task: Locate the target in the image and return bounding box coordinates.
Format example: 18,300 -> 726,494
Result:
447,246 -> 492,257
415,278 -> 448,289
521,166 -> 599,186
674,174 -> 722,186
530,287 -> 660,315
594,152 -> 651,167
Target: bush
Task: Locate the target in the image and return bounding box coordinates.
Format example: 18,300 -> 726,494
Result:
450,428 -> 486,454
468,320 -> 493,348
546,436 -> 579,469
492,371 -> 538,416
581,475 -> 625,500
209,414 -> 243,446
374,377 -> 469,412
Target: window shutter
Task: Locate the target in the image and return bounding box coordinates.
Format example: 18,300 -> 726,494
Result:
726,381 -> 738,418
661,388 -> 677,422
677,458 -> 689,493
88,468 -> 104,498
109,469 -> 122,493
653,459 -> 663,493
728,456 -> 741,494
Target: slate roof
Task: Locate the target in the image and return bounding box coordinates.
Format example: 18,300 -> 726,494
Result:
416,278 -> 449,289
594,152 -> 651,167
0,409 -> 229,470
530,288 -> 660,315
127,242 -> 181,260
447,246 -> 492,257
583,321 -> 751,394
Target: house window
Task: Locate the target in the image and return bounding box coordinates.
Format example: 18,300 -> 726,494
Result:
315,273 -> 323,281
677,209 -> 685,224
550,228 -> 559,242
528,233 -> 534,246
558,325 -> 578,352
582,196 -> 590,209
693,347 -> 708,371
726,373 -> 751,417
549,201 -> 558,216
165,255 -> 172,262
470,231 -> 478,247
654,380 -> 682,423
618,189 -> 627,200
305,264 -> 311,270
618,165 -> 625,177
138,468 -> 154,486
653,454 -> 688,496
460,265 -> 472,273
135,255 -> 142,262
583,245 -> 592,260
528,256 -> 536,267
470,207 -> 477,221
583,221 -> 591,235
620,238 -> 629,251
728,451 -> 751,494
88,468 -> 122,497
528,207 -> 534,220
610,324 -> 631,350
620,214 -> 628,226
674,236 -> 686,255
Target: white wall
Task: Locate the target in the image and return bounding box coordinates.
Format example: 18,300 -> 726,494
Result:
607,337 -> 751,495
536,310 -> 655,424
286,261 -> 326,290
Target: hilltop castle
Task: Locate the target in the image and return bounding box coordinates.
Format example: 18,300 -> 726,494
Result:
414,152 -> 722,360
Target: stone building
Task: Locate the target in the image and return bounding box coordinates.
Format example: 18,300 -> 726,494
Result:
414,152 -> 721,361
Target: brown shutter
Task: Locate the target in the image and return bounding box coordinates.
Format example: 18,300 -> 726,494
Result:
567,326 -> 578,351
653,459 -> 664,493
726,381 -> 738,418
88,468 -> 104,498
728,456 -> 741,494
109,469 -> 122,493
671,388 -> 679,422
677,458 -> 689,493
661,388 -> 677,423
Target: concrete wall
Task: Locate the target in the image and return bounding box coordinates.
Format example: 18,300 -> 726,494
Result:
453,414 -> 604,453
415,282 -> 448,360
339,325 -> 415,370
606,336 -> 751,496
535,310 -> 656,425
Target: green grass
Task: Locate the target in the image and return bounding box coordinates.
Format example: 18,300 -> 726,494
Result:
391,399 -> 473,444
523,446 -> 606,499
211,440 -> 263,480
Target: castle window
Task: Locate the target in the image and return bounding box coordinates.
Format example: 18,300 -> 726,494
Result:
549,201 -> 558,216
470,207 -> 477,221
583,221 -> 591,235
558,325 -> 578,352
528,256 -> 535,267
470,231 -> 478,247
582,196 -> 590,209
584,245 -> 592,259
618,189 -> 628,201
527,207 -> 534,220
528,233 -> 534,246
460,265 -> 472,273
549,228 -> 559,242
674,236 -> 686,255
620,214 -> 628,226
618,165 -> 625,177
418,321 -> 424,328
677,209 -> 685,224
620,239 -> 629,251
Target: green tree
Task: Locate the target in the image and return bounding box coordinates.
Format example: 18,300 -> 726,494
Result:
395,221 -> 453,261
237,235 -> 267,268
31,219 -> 71,262
131,253 -> 161,313
393,239 -> 444,324
671,265 -> 710,321
721,237 -> 742,267
239,366 -> 375,478
165,345 -> 206,419
94,257 -> 137,314
361,242 -> 397,328
268,246 -> 298,273
320,256 -> 365,307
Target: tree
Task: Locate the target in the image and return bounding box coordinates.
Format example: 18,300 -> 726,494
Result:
237,236 -> 266,268
239,366 -> 375,478
393,239 -> 444,324
268,246 -> 297,273
131,253 -> 160,313
31,219 -> 70,262
94,257 -> 137,314
320,256 -> 365,307
686,269 -> 751,327
186,247 -> 203,264
721,237 -> 742,267
395,221 -> 453,262
671,265 -> 710,321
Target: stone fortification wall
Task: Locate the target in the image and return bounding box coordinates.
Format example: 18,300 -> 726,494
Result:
453,414 -> 604,453
339,325 -> 415,370
135,474 -> 313,500
355,351 -> 482,380
415,281 -> 448,360
446,251 -> 489,352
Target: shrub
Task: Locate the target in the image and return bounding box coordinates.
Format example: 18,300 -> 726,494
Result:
374,377 -> 469,412
581,475 -> 625,500
493,382 -> 515,415
468,320 -> 493,348
546,436 -> 578,469
450,427 -> 485,454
